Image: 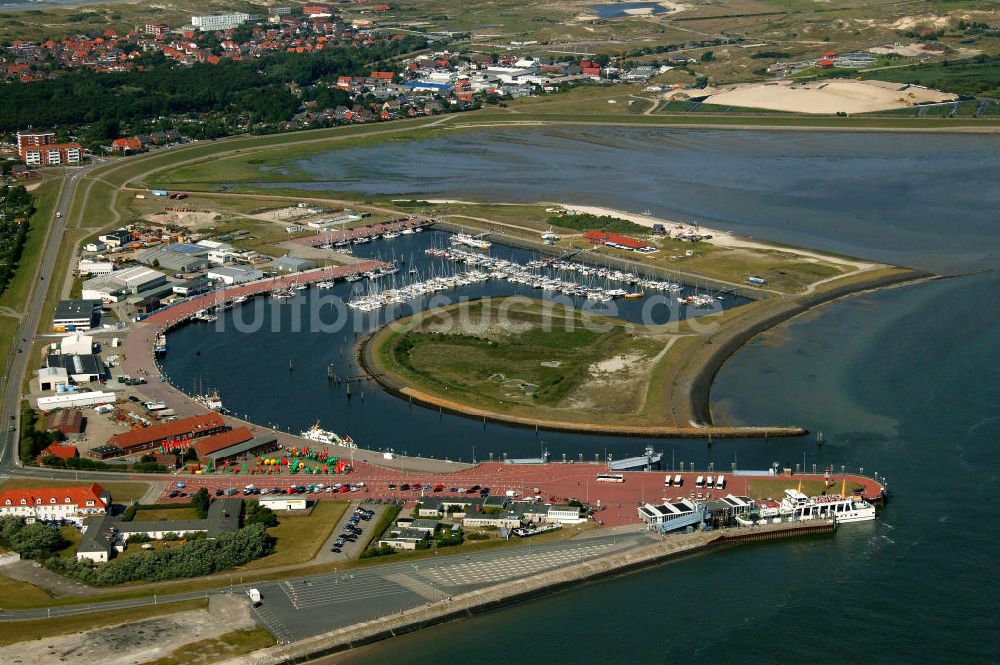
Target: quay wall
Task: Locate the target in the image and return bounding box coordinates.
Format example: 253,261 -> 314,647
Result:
215,521 -> 834,665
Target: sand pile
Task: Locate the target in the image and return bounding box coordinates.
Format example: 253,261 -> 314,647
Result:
700,79 -> 957,114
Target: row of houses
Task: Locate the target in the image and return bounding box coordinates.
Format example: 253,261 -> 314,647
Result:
2,4 -> 408,82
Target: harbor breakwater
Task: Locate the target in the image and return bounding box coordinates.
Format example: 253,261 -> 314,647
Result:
214,520 -> 835,665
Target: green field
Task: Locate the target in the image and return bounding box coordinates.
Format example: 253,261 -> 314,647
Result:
385,306 -> 625,406
133,507 -> 202,521
239,499 -> 348,570
0,179 -> 60,312
861,56 -> 1000,99
0,575 -> 54,609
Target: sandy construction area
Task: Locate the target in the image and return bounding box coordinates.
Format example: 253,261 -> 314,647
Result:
0,596 -> 254,664
699,79 -> 957,115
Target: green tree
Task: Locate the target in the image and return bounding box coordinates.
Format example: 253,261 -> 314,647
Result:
191,488 -> 210,518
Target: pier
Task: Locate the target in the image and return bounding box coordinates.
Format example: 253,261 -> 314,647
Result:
291,216 -> 434,248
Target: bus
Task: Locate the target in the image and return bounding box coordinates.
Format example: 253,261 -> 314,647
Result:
596,473 -> 625,483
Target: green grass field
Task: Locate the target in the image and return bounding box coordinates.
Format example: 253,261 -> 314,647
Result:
239,499 -> 348,570
0,179 -> 60,312
133,507 -> 202,521
0,574 -> 54,609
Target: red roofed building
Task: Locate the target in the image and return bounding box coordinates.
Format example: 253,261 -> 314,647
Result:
38,442 -> 80,463
112,137 -> 143,153
816,58 -> 835,68
105,413 -> 226,456
583,230 -> 651,251
21,142 -> 83,166
0,483 -> 109,524
580,61 -> 602,76
370,71 -> 394,80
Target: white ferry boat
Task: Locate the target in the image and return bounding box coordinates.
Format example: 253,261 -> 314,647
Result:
300,421 -> 358,448
778,488 -> 876,524
450,233 -> 492,250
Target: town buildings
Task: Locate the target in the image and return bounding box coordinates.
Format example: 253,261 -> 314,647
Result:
191,13 -> 252,32
0,483 -> 110,525
52,299 -> 102,332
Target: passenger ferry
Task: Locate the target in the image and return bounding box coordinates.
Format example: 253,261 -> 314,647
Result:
777,488 -> 876,524
300,421 -> 358,449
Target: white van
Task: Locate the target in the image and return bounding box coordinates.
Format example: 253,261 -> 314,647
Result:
695,475 -> 704,488
706,476 -> 714,488
673,474 -> 682,487
715,476 -> 726,489
247,588 -> 262,607
663,475 -> 672,487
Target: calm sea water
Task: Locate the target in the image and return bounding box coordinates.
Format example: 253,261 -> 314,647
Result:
268,127 -> 1000,275
184,128 -> 999,663
331,271 -> 1000,665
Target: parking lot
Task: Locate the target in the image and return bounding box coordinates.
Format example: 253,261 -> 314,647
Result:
315,501 -> 389,564
249,530 -> 650,643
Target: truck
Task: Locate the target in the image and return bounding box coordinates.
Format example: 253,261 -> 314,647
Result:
247,588 -> 262,607
505,489 -> 519,498
748,275 -> 767,285
151,189 -> 169,197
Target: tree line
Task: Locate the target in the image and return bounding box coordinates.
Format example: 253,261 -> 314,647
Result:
0,35 -> 427,133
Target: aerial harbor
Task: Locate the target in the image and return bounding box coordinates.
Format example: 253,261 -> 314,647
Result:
0,2 -> 997,665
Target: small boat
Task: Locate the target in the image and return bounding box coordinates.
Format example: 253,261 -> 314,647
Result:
294,283 -> 308,291
353,236 -> 371,245
624,291 -> 644,300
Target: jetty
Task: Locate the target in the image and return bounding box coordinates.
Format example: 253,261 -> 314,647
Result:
291,216 -> 433,248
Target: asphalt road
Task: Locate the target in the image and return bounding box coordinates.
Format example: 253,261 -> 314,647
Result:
0,530 -> 651,628
0,164 -> 103,471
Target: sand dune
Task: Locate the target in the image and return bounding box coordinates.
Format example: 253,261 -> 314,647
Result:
699,79 -> 957,115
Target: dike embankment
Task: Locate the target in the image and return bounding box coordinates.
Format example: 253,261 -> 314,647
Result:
216,520 -> 834,665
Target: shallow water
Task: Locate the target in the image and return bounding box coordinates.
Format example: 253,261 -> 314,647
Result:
264,127 -> 1000,274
